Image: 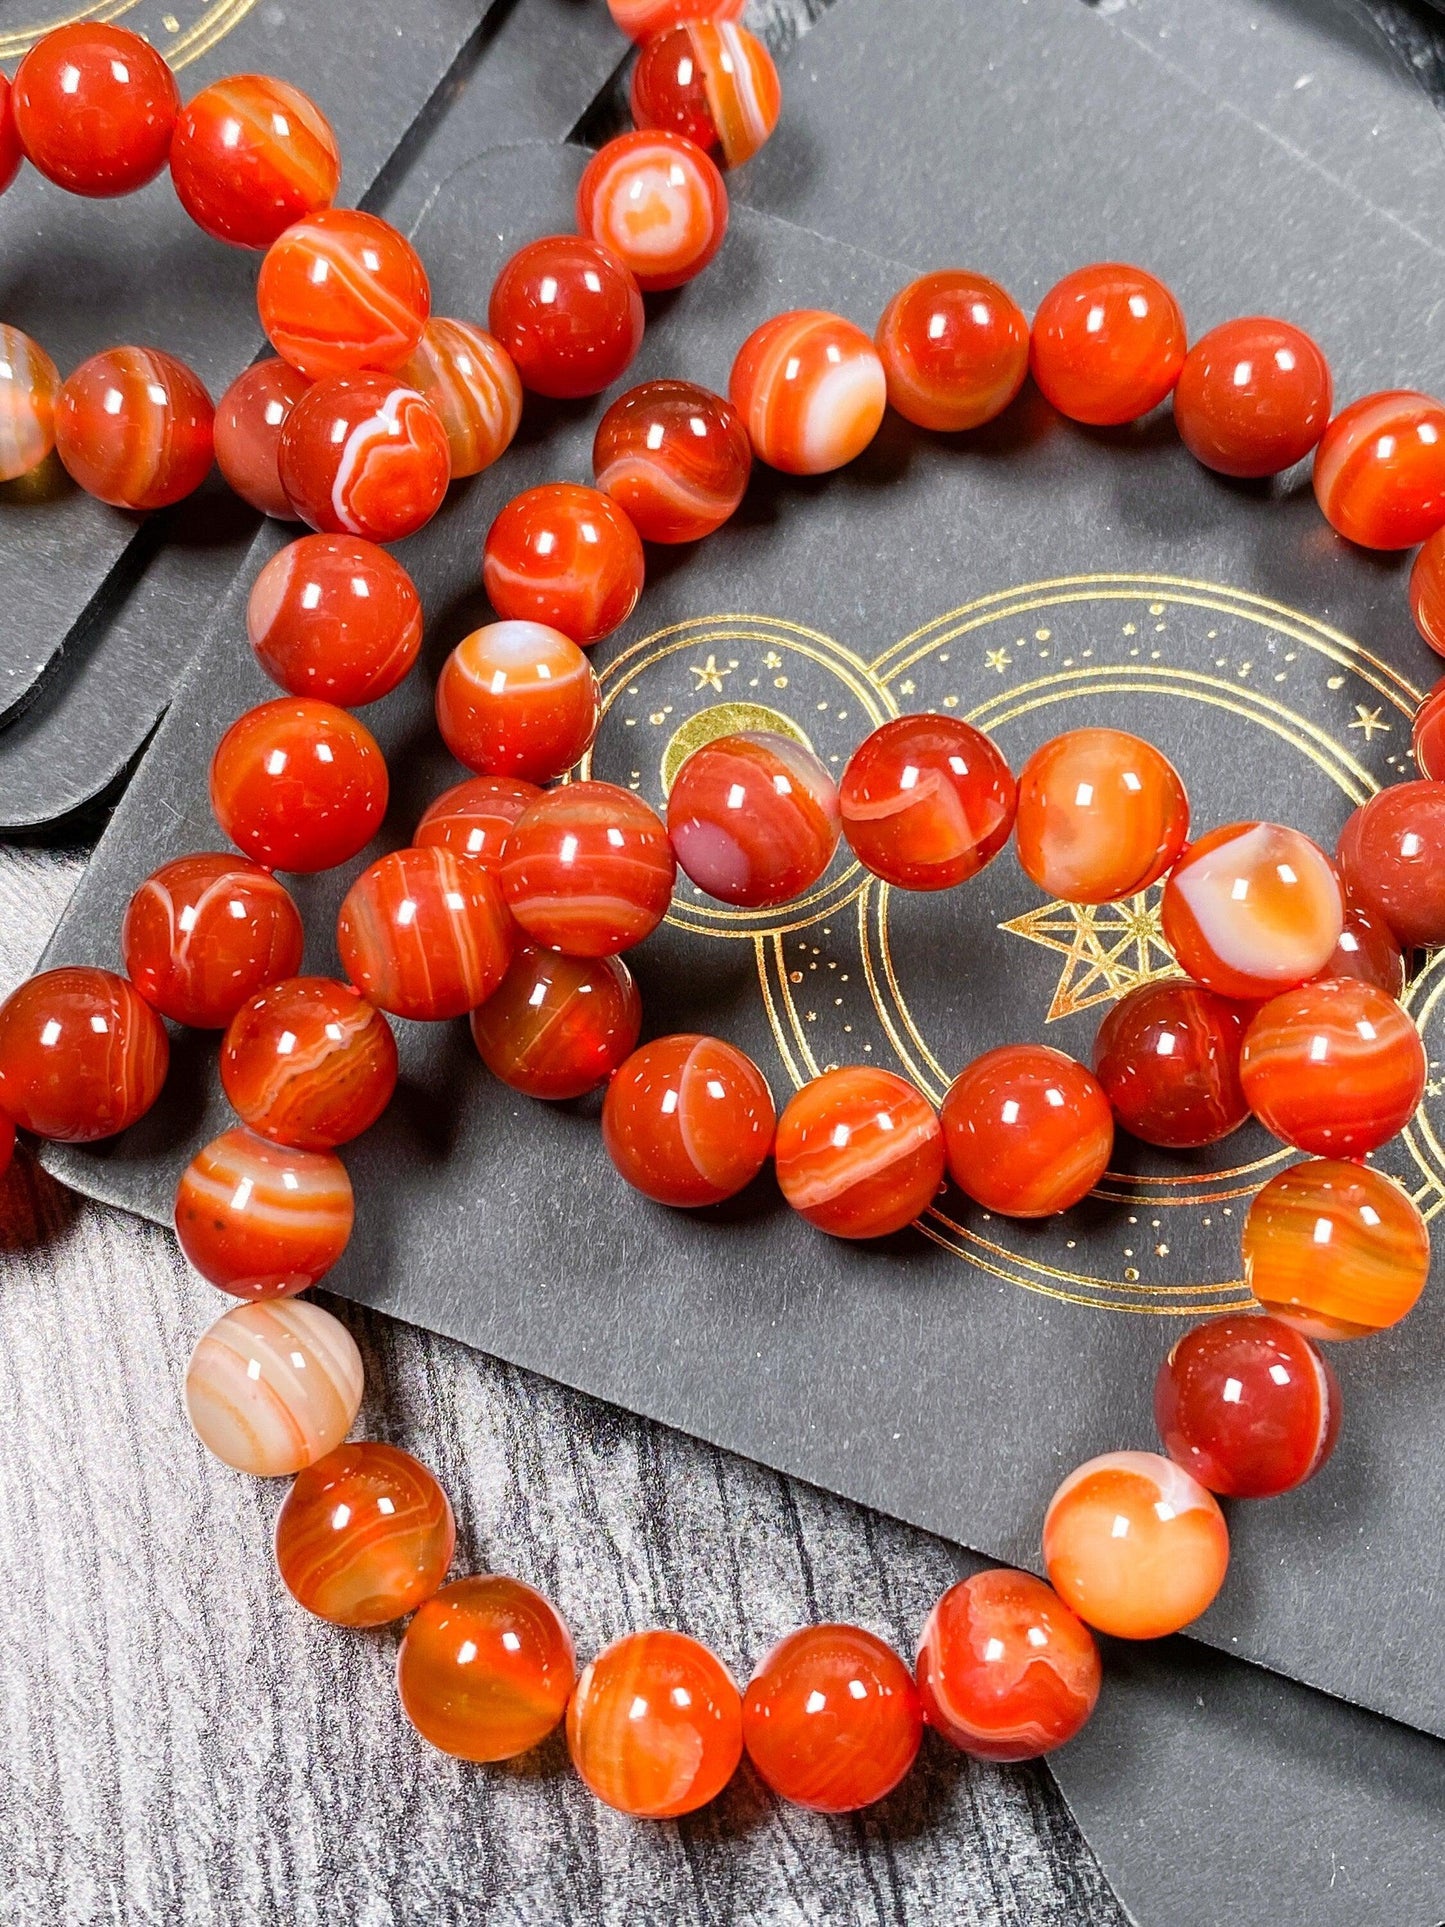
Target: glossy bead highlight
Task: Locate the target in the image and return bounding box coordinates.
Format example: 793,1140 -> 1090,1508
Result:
840,714 -> 1016,890
775,1066 -> 944,1239
275,1441 -> 455,1627
566,1630 -> 743,1818
742,1625 -> 923,1811
875,271 -> 1030,433
56,347 -> 214,510
488,235 -> 644,400
184,1298 -> 363,1477
941,1045 -> 1113,1217
170,75 -> 340,249
122,852 -> 304,1029
1243,1158 -> 1429,1340
435,622 -> 599,783
1313,390 -> 1445,549
601,1034 -> 774,1205
174,1125 -> 354,1297
0,966 -> 168,1142
277,372 -> 450,543
472,945 -> 642,1100
398,1575 -> 576,1762
576,130 -> 729,292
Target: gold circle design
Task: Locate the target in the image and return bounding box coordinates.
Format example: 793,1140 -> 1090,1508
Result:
0,1 -> 257,70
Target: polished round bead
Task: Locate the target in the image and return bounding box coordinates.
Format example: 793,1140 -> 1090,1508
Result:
248,534 -> 423,705
275,1441 -> 455,1627
775,1066 -> 944,1239
607,0 -> 746,39
1161,820 -> 1344,1000
221,976 -> 398,1149
0,967 -> 168,1142
13,23 -> 179,196
184,1297 -> 363,1477
258,208 -> 431,380
471,945 -> 641,1100
0,74 -> 20,196
121,851 -> 303,1029
213,358 -> 310,518
1030,263 -> 1185,427
337,846 -> 514,1022
1015,728 -> 1188,904
415,774 -> 541,875
488,234 -> 644,400
729,310 -> 887,475
592,379 -> 751,543
174,1125 -> 353,1298
875,271 -> 1030,433
1042,1451 -> 1229,1640
840,714 -> 1016,890
1336,780 -> 1445,950
1091,979 -> 1250,1149
1315,905 -> 1404,998
436,622 -> 599,784
1240,978 -> 1425,1157
56,347 -> 214,510
1154,1314 -> 1340,1499
0,325 -> 60,482
1409,527 -> 1445,656
941,1045 -> 1113,1217
483,484 -> 644,647
566,1630 -> 743,1818
1173,317 -> 1331,478
502,782 -> 675,957
210,697 -> 388,873
915,1570 -> 1101,1763
577,130 -> 728,292
170,74 -> 340,249
398,1575 -> 576,1762
1313,390 -> 1445,549
667,730 -> 841,907
396,318 -> 521,478
277,372 -> 450,543
742,1625 -> 923,1813
630,23 -> 781,169
601,1034 -> 774,1206
1243,1158 -> 1429,1340
1413,681 -> 1445,782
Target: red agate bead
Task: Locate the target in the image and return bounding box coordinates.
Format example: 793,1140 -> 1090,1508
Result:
471,945 -> 641,1100
169,74 -> 340,250
210,697 -> 388,874
214,358 -> 310,518
501,782 -> 675,957
221,976 -> 398,1150
1091,979 -> 1250,1149
601,1034 -> 774,1206
435,622 -> 599,783
398,1575 -> 576,1762
275,1442 -> 455,1627
258,208 -> 430,380
1414,681 -> 1445,781
1409,527 -> 1445,656
592,380 -> 751,543
121,852 -> 303,1029
1316,905 -> 1404,998
729,311 -> 887,475
941,1045 -> 1113,1218
1336,780 -> 1445,950
915,1570 -> 1101,1763
630,23 -> 781,169
488,234 -> 643,400
1015,727 -> 1188,904
482,484 -> 644,647
0,966 -> 168,1142
1155,1314 -> 1341,1499
0,75 -> 20,196
1161,821 -> 1344,1000
415,775 -> 541,875
13,23 -> 179,197
667,730 -> 841,907
277,372 -> 450,543
337,847 -> 513,1022
742,1625 -> 923,1813
1173,317 -> 1331,478
567,1630 -> 742,1818
1243,1158 -> 1429,1340
55,348 -> 214,510
174,1125 -> 353,1297
840,714 -> 1016,890
0,326 -> 59,481
875,271 -> 1030,433
576,130 -> 728,292
248,534 -> 422,705
775,1066 -> 944,1239
396,319 -> 522,478
607,0 -> 745,39
1030,263 -> 1186,427
1313,390 -> 1445,549
1240,977 -> 1425,1157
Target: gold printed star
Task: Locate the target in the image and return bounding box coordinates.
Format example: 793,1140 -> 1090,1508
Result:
999,888 -> 1178,1022
898,678 -> 916,696
1349,704 -> 1390,741
984,647 -> 1012,674
763,650 -> 783,669
689,653 -> 731,693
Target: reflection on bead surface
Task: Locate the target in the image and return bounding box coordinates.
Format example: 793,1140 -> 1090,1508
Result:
1030,264 -> 1186,427
668,730 -> 840,906
1413,682 -> 1445,782
840,714 -> 1016,890
1315,906 -> 1404,999
602,1034 -> 774,1205
775,1066 -> 944,1239
0,326 -> 59,482
248,534 -> 423,705
415,774 -> 541,874
1240,978 -> 1425,1156
607,0 -> 745,38
277,373 -> 450,543
175,1126 -> 353,1297
396,318 -> 521,478
214,358 -> 310,518
502,783 -> 675,957
577,131 -> 728,292
13,23 -> 179,196
1409,527 -> 1445,656
472,944 -> 641,1100
398,1575 -> 576,1762
1243,1158 -> 1429,1340
1092,979 -> 1249,1149
1173,317 -> 1331,477
1313,390 -> 1445,549
942,1046 -> 1113,1216
630,23 -> 781,168
593,379 -> 751,543
0,75 -> 19,196
210,697 -> 388,873
122,852 -> 303,1029
184,1298 -> 363,1477
1161,821 -> 1344,999
222,976 -> 398,1149
916,1570 -> 1101,1763
56,348 -> 214,510
436,622 -> 599,784
488,235 -> 644,400
170,75 -> 340,249
0,967 -> 168,1142
1015,729 -> 1188,904
1155,1314 -> 1340,1498
1042,1451 -> 1229,1640
483,484 -> 644,646
743,1624 -> 922,1812
1336,781 -> 1445,950
338,846 -> 513,1022
258,208 -> 431,379
275,1441 -> 455,1627
875,271 -> 1029,433
567,1630 -> 743,1818
730,310 -> 886,475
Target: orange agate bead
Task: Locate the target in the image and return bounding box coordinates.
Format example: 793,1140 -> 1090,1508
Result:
875,270 -> 1030,433
275,1441 -> 455,1627
1239,977 -> 1426,1157
209,697 -> 389,874
13,22 -> 179,197
839,713 -> 1016,891
0,325 -> 60,483
1336,781 -> 1445,951
1243,1158 -> 1429,1340
398,1575 -> 576,1762
0,966 -> 168,1143
592,379 -> 751,544
435,622 -> 600,784
1313,390 -> 1445,549
601,1033 -> 774,1206
1409,526 -> 1445,656
729,310 -> 887,475
396,318 -> 522,478
1092,979 -> 1251,1150
501,782 -> 675,958
629,22 -> 781,169
1030,263 -> 1186,427
472,945 -> 641,1100
576,130 -> 729,293
774,1066 -> 945,1239
1161,820 -> 1344,1000
277,372 -> 450,543
121,852 -> 303,1030
337,847 -> 513,1022
169,74 -> 341,250
414,774 -> 541,875
941,1045 -> 1113,1218
1413,681 -> 1445,782
247,534 -> 423,706
174,1125 -> 353,1298
1015,728 -> 1188,904
566,1629 -> 743,1818
482,484 -> 644,647
258,208 -> 431,380
742,1624 -> 922,1812
1172,317 -> 1332,478
488,234 -> 644,401
1315,905 -> 1404,999
221,975 -> 398,1150
213,358 -> 311,518
55,347 -> 214,511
